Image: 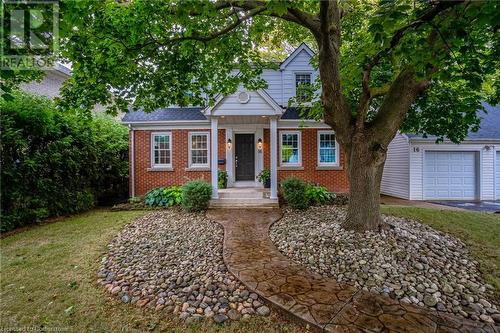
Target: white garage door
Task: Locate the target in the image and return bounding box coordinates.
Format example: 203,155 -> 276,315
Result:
496,151 -> 500,199
424,151 -> 477,200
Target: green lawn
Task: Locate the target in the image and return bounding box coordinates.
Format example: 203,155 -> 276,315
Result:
381,206 -> 500,301
1,207 -> 498,332
0,209 -> 305,333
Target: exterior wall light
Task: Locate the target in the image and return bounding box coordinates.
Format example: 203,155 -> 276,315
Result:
227,138 -> 232,150
257,138 -> 263,151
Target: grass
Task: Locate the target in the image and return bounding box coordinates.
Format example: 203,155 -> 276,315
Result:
2,206 -> 498,332
381,206 -> 500,301
0,209 -> 306,333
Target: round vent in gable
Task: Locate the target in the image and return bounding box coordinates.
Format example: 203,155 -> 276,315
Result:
238,91 -> 250,104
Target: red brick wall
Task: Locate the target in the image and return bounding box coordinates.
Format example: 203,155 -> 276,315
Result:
131,127 -> 349,196
263,128 -> 349,193
131,129 -> 225,196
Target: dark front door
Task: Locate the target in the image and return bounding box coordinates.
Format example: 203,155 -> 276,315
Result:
235,134 -> 255,181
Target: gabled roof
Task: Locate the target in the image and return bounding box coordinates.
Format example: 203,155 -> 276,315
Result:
279,43 -> 315,70
407,103 -> 500,141
204,89 -> 283,116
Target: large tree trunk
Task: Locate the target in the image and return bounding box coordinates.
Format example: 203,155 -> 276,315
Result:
341,135 -> 387,232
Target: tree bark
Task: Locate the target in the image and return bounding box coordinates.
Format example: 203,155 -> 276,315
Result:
342,136 -> 387,231
312,1 -> 432,232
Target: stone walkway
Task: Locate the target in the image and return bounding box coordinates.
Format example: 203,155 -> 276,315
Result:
208,209 -> 499,333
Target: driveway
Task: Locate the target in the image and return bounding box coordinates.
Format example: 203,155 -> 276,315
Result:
429,200 -> 500,213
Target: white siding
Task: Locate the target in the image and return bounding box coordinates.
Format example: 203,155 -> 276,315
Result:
496,150 -> 500,199
212,90 -> 276,116
19,70 -> 67,98
282,49 -> 316,105
409,142 -> 496,200
381,133 -> 410,199
261,69 -> 282,105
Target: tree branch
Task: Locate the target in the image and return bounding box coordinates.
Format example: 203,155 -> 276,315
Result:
369,68 -> 430,144
230,0 -> 320,34
367,0 -> 464,70
167,7 -> 266,43
317,0 -> 353,146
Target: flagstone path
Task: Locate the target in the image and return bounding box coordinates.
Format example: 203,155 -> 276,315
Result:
207,209 -> 499,333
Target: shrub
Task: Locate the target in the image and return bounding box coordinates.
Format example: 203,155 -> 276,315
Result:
144,186 -> 182,207
181,180 -> 212,212
256,169 -> 271,187
280,177 -> 309,210
0,92 -> 129,232
306,185 -> 333,206
218,170 -> 227,189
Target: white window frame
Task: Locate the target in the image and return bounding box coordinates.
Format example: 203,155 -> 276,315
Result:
317,130 -> 339,167
294,72 -> 312,100
188,131 -> 210,168
151,132 -> 172,168
280,131 -> 302,167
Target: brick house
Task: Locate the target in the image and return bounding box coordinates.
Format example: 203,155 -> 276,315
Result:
122,44 -> 349,205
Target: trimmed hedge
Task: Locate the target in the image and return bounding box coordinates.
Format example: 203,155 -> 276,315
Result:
281,177 -> 334,209
280,177 -> 309,210
0,92 -> 129,232
181,180 -> 212,212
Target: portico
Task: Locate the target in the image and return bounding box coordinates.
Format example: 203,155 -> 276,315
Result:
205,89 -> 282,202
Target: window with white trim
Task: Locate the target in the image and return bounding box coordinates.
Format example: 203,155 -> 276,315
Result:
317,131 -> 338,166
280,131 -> 301,166
189,132 -> 209,167
152,133 -> 172,167
295,73 -> 311,101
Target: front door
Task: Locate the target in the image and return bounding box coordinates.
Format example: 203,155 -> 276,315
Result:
235,134 -> 255,181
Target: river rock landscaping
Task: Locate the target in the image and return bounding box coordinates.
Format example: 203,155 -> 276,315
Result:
98,210 -> 269,323
270,206 -> 499,324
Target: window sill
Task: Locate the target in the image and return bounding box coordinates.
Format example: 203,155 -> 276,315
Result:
147,167 -> 173,172
316,165 -> 343,171
278,166 -> 304,171
185,167 -> 210,172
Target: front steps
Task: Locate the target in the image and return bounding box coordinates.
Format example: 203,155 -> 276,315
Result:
209,188 -> 279,209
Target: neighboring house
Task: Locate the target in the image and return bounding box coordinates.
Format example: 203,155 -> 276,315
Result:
381,104 -> 500,201
19,63 -> 111,116
19,63 -> 71,98
122,43 -> 349,200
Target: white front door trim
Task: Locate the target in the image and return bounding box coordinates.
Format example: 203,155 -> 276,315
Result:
210,117 -> 219,199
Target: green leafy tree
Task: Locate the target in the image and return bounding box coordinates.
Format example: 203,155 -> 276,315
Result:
58,0 -> 499,231
0,92 -> 129,231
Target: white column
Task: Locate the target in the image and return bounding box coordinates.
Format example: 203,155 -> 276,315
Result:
225,128 -> 234,187
270,117 -> 278,199
211,117 -> 219,198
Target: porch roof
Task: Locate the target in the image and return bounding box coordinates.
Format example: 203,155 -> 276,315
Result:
122,106 -> 314,123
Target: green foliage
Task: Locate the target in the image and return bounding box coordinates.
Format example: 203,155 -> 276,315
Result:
256,169 -> 271,184
144,186 -> 182,207
280,177 -> 309,210
181,180 -> 212,212
218,170 -> 228,189
59,1 -> 499,142
305,185 -> 332,206
0,92 -> 129,231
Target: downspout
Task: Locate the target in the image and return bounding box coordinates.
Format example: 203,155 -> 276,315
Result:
129,124 -> 135,198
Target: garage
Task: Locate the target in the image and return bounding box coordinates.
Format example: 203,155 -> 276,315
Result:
423,151 -> 478,200
496,151 -> 500,199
